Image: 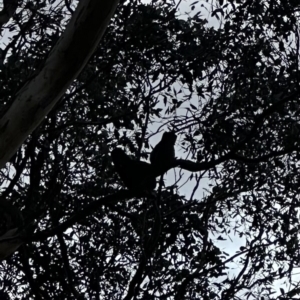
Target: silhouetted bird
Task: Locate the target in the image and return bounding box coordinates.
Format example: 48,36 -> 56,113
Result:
150,131 -> 177,175
112,148 -> 156,191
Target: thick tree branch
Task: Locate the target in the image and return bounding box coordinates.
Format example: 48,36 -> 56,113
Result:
0,0 -> 18,29
176,144 -> 300,172
30,190 -> 142,242
0,189 -> 142,261
0,0 -> 120,168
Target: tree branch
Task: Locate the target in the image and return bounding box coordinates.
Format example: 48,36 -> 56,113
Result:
29,190 -> 143,242
0,0 -> 120,167
0,0 -> 18,29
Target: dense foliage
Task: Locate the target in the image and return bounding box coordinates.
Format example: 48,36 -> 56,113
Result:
0,0 -> 299,299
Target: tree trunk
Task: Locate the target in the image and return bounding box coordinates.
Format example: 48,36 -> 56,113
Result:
0,0 -> 119,168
